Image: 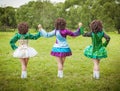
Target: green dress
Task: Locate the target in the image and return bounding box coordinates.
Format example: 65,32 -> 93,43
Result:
10,32 -> 41,58
10,32 -> 40,50
83,31 -> 110,59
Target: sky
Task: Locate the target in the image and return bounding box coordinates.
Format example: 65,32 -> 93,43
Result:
0,0 -> 65,8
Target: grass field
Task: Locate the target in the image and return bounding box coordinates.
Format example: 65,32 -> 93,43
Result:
0,32 -> 120,91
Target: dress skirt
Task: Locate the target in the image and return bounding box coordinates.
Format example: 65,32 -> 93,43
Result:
13,45 -> 37,58
84,45 -> 107,59
51,47 -> 72,57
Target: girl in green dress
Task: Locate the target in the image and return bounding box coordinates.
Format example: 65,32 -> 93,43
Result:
10,22 -> 41,78
83,20 -> 110,79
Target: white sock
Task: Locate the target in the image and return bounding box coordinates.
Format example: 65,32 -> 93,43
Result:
93,71 -> 100,79
21,71 -> 27,78
58,70 -> 63,78
95,71 -> 100,79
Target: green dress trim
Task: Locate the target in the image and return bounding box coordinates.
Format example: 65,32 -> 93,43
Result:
80,27 -> 84,35
84,31 -> 107,59
10,32 -> 40,50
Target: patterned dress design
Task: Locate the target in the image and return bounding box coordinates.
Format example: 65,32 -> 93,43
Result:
10,32 -> 40,58
83,31 -> 110,59
40,27 -> 84,57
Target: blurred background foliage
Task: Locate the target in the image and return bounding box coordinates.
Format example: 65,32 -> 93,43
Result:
0,0 -> 120,33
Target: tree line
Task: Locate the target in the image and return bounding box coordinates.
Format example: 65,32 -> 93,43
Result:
0,0 -> 120,33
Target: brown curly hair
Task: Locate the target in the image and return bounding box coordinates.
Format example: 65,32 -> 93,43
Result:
54,18 -> 66,30
18,22 -> 29,34
90,20 -> 103,33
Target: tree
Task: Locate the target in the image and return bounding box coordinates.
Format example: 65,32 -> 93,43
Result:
91,0 -> 120,32
0,7 -> 16,31
1,0 -> 119,32
16,1 -> 58,30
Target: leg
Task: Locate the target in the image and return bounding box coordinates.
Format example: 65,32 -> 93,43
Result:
56,57 -> 63,71
93,59 -> 100,79
20,58 -> 27,71
25,58 -> 29,68
61,57 -> 66,66
56,57 -> 66,78
93,59 -> 100,71
20,58 -> 29,78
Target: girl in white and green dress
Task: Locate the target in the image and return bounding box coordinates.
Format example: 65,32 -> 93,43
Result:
10,22 -> 41,78
83,20 -> 110,79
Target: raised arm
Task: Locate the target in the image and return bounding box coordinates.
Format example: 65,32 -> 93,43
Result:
103,32 -> 110,47
39,29 -> 55,38
38,24 -> 55,38
65,22 -> 84,37
74,22 -> 84,36
74,27 -> 84,36
64,27 -> 84,37
10,34 -> 19,50
28,32 -> 41,40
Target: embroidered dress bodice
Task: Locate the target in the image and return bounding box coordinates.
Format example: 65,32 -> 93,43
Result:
83,31 -> 110,59
18,39 -> 28,48
10,32 -> 40,58
39,28 -> 83,57
54,30 -> 69,48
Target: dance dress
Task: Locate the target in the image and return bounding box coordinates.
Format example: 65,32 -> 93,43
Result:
10,32 -> 40,58
40,27 -> 84,57
83,31 -> 110,59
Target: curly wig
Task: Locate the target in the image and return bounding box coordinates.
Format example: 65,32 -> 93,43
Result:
18,22 -> 29,34
90,20 -> 103,33
54,18 -> 66,30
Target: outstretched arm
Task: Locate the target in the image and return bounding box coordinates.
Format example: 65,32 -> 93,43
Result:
103,32 -> 110,47
74,22 -> 84,36
38,24 -> 55,38
65,27 -> 83,37
40,29 -> 55,38
66,22 -> 84,37
28,32 -> 41,40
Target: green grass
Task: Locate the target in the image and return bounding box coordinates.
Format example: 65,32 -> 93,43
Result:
0,32 -> 120,91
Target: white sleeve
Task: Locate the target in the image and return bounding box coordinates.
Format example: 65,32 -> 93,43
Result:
40,29 -> 55,38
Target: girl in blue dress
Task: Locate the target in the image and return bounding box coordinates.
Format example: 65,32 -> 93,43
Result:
83,20 -> 110,79
10,22 -> 41,78
38,18 -> 84,78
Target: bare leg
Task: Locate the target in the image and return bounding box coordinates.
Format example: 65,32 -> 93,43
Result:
93,59 -> 100,79
20,58 -> 29,78
56,57 -> 66,70
56,57 -> 66,78
61,57 -> 66,66
56,57 -> 62,70
93,59 -> 100,71
25,58 -> 29,69
20,58 -> 27,71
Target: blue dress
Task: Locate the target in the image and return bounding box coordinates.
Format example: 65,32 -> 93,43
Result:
40,28 -> 83,57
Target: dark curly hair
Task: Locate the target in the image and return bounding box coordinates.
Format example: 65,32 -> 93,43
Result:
18,22 -> 29,34
90,20 -> 103,33
54,18 -> 66,30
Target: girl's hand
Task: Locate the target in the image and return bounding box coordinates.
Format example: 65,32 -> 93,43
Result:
78,22 -> 83,28
38,24 -> 42,30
